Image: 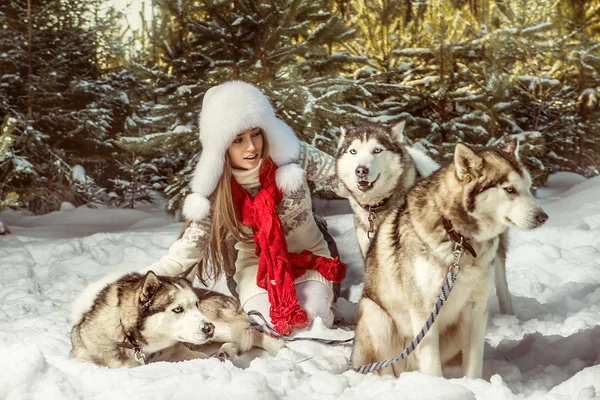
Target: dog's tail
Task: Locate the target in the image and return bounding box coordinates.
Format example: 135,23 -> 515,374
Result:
406,146 -> 439,177
70,271 -> 128,326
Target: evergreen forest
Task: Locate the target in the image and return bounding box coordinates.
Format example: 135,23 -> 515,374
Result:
1,0 -> 599,216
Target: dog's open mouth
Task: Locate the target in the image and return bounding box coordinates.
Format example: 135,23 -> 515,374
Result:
357,175 -> 379,192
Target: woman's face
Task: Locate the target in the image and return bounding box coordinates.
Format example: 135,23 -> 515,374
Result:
227,127 -> 264,170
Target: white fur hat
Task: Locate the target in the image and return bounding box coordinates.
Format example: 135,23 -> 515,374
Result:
182,81 -> 305,222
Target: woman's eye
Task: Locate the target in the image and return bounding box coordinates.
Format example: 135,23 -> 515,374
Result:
252,130 -> 262,137
504,187 -> 516,194
233,138 -> 243,144
373,148 -> 382,154
349,149 -> 357,155
172,307 -> 183,314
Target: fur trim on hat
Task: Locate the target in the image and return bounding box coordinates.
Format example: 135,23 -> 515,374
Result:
182,193 -> 211,222
184,81 -> 303,222
276,163 -> 306,194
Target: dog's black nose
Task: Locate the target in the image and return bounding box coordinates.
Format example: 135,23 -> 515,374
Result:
201,322 -> 215,337
355,165 -> 369,177
537,210 -> 549,224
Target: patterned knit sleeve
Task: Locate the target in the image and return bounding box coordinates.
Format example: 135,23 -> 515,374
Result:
142,217 -> 212,277
297,141 -> 348,197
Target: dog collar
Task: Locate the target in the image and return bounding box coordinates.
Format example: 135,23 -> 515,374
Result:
442,217 -> 477,258
118,320 -> 147,365
117,340 -> 147,365
359,196 -> 392,242
358,195 -> 392,213
367,198 -> 389,211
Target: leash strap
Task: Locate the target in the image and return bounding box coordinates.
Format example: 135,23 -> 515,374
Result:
350,271 -> 457,374
245,310 -> 354,345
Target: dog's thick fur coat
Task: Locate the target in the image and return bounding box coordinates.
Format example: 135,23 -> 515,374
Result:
70,271 -> 282,368
336,121 -> 516,315
352,141 -> 548,378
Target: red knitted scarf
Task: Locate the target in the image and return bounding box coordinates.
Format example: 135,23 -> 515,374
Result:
231,158 -> 347,335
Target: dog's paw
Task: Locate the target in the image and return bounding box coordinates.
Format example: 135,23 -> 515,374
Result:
216,343 -> 239,359
261,335 -> 285,356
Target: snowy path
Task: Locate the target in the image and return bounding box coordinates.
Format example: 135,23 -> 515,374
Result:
0,174 -> 599,399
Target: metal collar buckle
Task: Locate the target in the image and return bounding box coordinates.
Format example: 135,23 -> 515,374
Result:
134,348 -> 147,365
367,208 -> 376,241
451,237 -> 465,274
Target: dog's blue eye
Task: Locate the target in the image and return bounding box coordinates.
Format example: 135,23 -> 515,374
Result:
504,187 -> 516,194
373,148 -> 382,154
349,149 -> 357,155
172,307 -> 183,314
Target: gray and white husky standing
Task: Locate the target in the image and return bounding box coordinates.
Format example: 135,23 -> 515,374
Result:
70,271 -> 282,368
352,140 -> 548,378
335,121 -> 438,259
335,121 -> 516,315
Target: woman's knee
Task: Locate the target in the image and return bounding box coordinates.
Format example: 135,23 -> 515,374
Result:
242,281 -> 334,328
295,281 -> 334,327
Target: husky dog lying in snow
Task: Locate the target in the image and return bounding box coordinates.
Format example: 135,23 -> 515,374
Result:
352,140 -> 548,378
70,271 -> 282,368
335,121 -> 516,315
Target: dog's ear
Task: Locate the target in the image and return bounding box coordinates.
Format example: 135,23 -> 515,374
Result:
339,125 -> 348,138
141,271 -> 161,303
391,120 -> 406,143
454,143 -> 483,181
337,125 -> 349,150
505,138 -> 520,160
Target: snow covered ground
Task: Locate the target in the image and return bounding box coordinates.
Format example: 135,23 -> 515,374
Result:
1,172 -> 599,400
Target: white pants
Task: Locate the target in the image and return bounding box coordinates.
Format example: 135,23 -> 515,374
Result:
243,281 -> 334,328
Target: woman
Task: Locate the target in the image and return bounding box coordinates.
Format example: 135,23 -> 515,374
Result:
144,80 -> 346,335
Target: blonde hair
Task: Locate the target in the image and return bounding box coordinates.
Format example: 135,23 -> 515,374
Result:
180,130 -> 270,285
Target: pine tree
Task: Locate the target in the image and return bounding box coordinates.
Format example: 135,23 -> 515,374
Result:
341,0 -> 594,186
550,0 -> 600,176
0,115 -> 19,234
109,155 -> 157,208
0,115 -> 20,211
344,0 -> 424,73
4,0 -> 596,217
0,0 -> 146,213
352,2 -> 483,158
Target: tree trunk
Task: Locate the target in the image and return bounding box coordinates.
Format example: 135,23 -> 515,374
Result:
578,134 -> 584,168
490,105 -> 496,139
27,0 -> 33,122
141,1 -> 146,51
